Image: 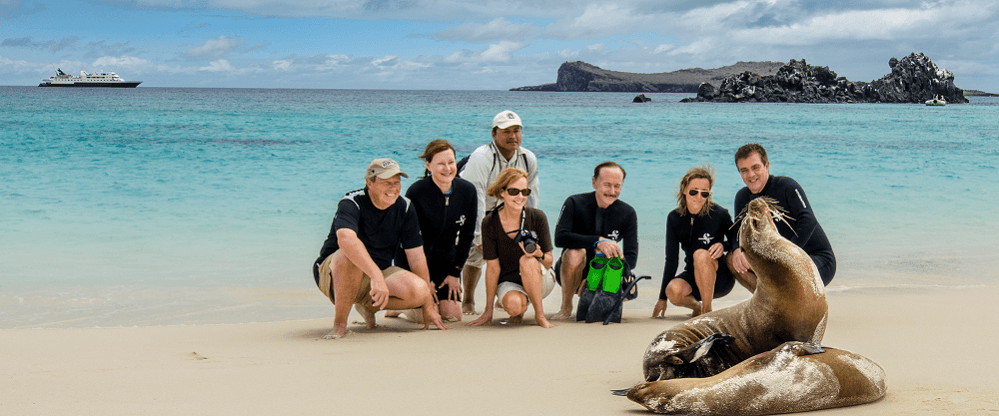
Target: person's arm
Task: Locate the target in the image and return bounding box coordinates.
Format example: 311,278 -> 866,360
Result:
729,191 -> 752,274
459,150 -> 490,247
622,207 -> 639,268
553,197 -> 600,249
468,259 -> 500,326
450,181 -> 478,278
653,214 -> 680,318
781,178 -> 819,247
526,152 -> 540,209
336,228 -> 390,309
534,209 -> 555,269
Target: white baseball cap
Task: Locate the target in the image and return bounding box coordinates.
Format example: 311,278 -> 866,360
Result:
492,110 -> 523,130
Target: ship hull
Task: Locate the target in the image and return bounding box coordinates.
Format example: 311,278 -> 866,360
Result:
38,82 -> 142,88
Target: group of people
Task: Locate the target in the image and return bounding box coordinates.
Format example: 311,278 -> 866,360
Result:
312,110 -> 836,339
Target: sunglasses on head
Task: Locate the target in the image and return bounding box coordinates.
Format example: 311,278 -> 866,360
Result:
688,189 -> 711,198
505,187 -> 532,196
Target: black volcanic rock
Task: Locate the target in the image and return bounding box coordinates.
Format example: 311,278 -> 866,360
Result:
681,53 -> 969,104
511,61 -> 785,93
632,94 -> 652,103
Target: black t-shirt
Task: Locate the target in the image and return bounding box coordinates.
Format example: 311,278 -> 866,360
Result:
481,206 -> 552,286
553,192 -> 639,269
732,175 -> 833,257
661,204 -> 736,298
394,176 -> 477,279
315,188 -> 423,274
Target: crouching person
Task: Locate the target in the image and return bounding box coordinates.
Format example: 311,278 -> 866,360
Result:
313,158 -> 449,339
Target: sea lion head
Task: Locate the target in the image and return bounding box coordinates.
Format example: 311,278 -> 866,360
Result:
738,197 -> 788,259
642,332 -> 735,382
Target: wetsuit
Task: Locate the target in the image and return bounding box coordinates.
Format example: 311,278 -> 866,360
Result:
313,188 -> 422,285
553,192 -> 639,282
733,175 -> 836,285
661,204 -> 737,301
394,176 -> 477,301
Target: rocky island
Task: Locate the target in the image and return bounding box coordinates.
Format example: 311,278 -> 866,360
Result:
682,52 -> 968,104
511,61 -> 785,93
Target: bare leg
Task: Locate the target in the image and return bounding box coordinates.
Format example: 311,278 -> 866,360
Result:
692,249 -> 719,314
665,278 -> 702,317
439,300 -> 462,322
520,255 -> 554,328
355,304 -> 378,328
323,251 -> 366,339
553,249 -> 586,320
462,264 -> 481,315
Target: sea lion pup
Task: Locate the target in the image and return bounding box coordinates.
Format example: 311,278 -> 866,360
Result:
617,341 -> 887,415
643,197 -> 828,382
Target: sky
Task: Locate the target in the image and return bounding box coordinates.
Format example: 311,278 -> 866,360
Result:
1,0 -> 997,91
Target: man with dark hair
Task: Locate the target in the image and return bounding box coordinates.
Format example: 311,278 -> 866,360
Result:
551,161 -> 639,319
458,110 -> 540,315
727,144 -> 836,292
313,158 -> 448,339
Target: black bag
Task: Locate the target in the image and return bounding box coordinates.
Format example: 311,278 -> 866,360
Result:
576,258 -> 649,324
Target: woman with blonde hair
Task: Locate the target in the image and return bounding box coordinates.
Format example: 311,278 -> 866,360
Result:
468,168 -> 556,328
653,166 -> 737,318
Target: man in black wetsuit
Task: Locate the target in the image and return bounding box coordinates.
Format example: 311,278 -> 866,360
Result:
727,143 -> 836,292
313,158 -> 448,339
551,161 -> 639,319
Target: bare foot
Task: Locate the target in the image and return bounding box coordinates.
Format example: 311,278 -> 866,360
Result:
384,311 -> 401,318
323,325 -> 349,339
355,304 -> 377,329
550,310 -> 573,321
690,301 -> 703,318
462,301 -> 476,315
501,314 -> 523,325
536,316 -> 556,328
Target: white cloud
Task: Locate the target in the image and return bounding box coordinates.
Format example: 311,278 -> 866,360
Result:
199,59 -> 234,72
272,59 -> 291,71
431,18 -> 543,42
92,55 -> 152,69
188,36 -> 244,57
445,41 -> 527,63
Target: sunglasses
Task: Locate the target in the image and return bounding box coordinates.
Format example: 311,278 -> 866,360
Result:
688,189 -> 711,198
505,187 -> 532,196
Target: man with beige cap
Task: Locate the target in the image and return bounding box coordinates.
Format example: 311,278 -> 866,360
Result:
313,158 -> 448,339
458,110 -> 540,315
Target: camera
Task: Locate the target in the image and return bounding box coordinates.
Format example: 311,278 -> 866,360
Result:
514,229 -> 539,253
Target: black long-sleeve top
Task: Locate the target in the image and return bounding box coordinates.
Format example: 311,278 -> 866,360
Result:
394,176 -> 477,279
554,192 -> 639,270
731,175 -> 833,258
660,203 -> 736,300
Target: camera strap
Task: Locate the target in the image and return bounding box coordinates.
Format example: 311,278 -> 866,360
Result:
519,207 -> 527,235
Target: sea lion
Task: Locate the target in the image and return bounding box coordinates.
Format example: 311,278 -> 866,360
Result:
643,197 -> 828,382
618,341 -> 887,415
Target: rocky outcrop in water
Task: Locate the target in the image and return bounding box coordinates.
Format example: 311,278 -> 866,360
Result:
511,61 -> 785,93
681,53 -> 968,104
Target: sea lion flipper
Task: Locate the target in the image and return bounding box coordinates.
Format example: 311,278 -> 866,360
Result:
610,388 -> 631,396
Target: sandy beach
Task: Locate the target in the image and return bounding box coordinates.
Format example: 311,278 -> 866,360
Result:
4,284 -> 997,415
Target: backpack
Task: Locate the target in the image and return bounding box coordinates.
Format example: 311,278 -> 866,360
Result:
456,148 -> 532,177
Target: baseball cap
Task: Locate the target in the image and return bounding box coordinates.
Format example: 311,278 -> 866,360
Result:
492,110 -> 523,130
366,158 -> 408,180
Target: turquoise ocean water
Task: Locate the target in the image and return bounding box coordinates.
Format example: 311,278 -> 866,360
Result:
2,86 -> 997,329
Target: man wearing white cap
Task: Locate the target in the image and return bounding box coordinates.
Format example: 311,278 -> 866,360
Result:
458,110 -> 540,315
313,158 -> 448,339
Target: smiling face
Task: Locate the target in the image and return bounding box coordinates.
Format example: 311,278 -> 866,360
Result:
492,125 -> 522,156
684,178 -> 712,215
425,148 -> 456,188
501,176 -> 529,211
736,152 -> 770,194
366,174 -> 402,209
593,166 -> 624,209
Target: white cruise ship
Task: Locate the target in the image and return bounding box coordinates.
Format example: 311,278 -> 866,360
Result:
39,69 -> 142,88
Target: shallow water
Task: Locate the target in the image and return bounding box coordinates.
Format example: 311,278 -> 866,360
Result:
2,87 -> 997,328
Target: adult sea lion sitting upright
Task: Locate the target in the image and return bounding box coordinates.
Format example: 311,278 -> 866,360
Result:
642,197 -> 828,382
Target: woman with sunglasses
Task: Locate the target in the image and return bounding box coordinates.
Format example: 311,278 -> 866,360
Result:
468,168 -> 556,328
393,139 -> 477,322
653,166 -> 738,318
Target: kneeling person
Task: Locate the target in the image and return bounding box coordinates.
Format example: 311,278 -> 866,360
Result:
552,161 -> 638,320
313,158 -> 448,339
654,166 -> 737,318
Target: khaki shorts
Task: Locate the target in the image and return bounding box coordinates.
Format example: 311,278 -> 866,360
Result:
464,244 -> 485,268
496,267 -> 556,308
317,250 -> 405,306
